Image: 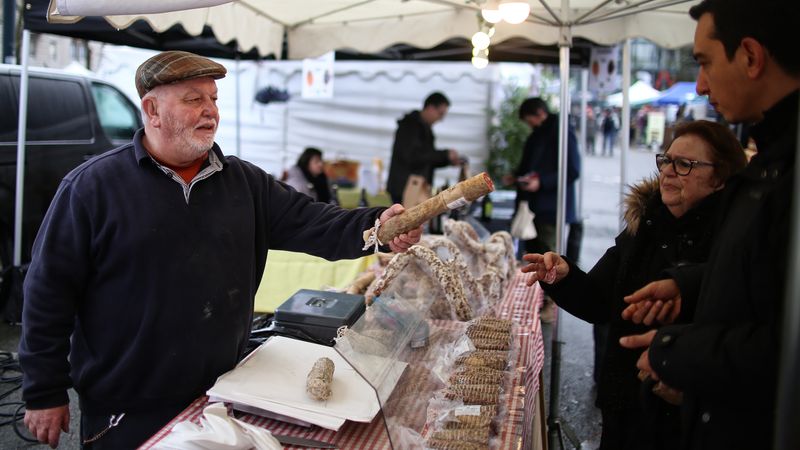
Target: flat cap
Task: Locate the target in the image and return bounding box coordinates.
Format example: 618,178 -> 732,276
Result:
135,51 -> 227,98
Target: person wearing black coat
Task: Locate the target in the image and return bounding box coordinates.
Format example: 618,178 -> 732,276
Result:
617,1 -> 800,449
522,120 -> 747,450
510,97 -> 581,255
386,92 -> 460,204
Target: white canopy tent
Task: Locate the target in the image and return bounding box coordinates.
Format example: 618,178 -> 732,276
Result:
606,79 -> 662,107
45,0 -> 697,59
15,2 -> 701,448
37,0 -> 699,247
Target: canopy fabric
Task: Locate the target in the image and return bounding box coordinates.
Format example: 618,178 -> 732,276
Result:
652,81 -> 699,105
24,0 -> 264,59
606,80 -> 662,107
43,0 -> 697,59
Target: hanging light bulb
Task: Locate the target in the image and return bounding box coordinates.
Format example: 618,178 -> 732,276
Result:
471,56 -> 489,69
487,26 -> 496,38
471,31 -> 491,50
499,1 -> 530,25
472,48 -> 489,69
481,0 -> 503,24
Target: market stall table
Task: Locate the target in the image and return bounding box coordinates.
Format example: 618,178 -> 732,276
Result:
141,272 -> 545,449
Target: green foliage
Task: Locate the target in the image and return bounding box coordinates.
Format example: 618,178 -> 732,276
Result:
485,85 -> 530,183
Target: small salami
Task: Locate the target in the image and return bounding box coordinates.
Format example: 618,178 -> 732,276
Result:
306,357 -> 335,401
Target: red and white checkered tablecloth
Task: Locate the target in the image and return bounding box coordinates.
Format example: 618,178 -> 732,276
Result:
140,271 -> 544,450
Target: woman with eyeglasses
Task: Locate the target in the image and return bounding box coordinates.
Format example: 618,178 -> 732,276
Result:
521,120 -> 747,450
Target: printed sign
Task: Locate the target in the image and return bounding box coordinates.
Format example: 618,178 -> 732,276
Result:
302,51 -> 334,99
589,46 -> 620,95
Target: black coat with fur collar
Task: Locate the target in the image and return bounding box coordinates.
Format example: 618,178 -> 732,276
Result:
542,178 -> 721,411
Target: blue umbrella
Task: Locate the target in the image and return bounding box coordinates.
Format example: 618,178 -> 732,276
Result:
653,81 -> 702,105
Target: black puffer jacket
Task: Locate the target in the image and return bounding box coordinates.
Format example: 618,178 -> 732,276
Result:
542,178 -> 721,445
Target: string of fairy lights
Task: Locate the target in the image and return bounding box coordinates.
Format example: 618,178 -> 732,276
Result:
471,1 -> 531,69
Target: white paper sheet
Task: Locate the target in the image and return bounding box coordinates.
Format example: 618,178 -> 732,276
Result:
207,336 -> 406,430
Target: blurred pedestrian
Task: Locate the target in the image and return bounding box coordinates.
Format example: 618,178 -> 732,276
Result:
386,92 -> 461,206
283,147 -> 331,203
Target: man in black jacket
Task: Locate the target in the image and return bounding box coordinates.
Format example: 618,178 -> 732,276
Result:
19,51 -> 422,449
619,1 -> 800,448
386,92 -> 462,204
511,97 -> 581,256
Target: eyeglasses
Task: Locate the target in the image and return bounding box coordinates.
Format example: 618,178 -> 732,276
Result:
655,153 -> 716,176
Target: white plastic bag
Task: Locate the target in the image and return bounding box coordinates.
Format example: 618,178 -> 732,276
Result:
510,201 -> 537,240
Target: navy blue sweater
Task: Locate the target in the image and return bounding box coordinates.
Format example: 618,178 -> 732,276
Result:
19,130 -> 384,415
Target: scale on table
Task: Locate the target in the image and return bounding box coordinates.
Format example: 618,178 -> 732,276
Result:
257,289 -> 366,346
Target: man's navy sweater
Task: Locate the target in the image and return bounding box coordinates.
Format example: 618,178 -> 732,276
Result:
19,130 -> 383,415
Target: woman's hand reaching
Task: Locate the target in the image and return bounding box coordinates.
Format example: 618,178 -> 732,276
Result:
521,252 -> 570,286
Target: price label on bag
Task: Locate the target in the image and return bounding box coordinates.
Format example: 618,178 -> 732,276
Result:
455,405 -> 482,416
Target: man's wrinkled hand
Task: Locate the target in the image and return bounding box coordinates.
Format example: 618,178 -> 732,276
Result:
25,405 -> 69,449
379,204 -> 422,253
622,279 -> 681,324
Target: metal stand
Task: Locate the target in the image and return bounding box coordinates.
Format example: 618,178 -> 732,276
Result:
547,8 -> 582,447
546,310 -> 582,450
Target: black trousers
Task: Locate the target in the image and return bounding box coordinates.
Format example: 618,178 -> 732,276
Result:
80,404 -> 186,449
600,405 -> 681,450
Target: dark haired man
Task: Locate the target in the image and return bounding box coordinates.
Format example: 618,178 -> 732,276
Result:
510,97 -> 580,322
387,92 -> 462,205
511,97 -> 581,259
619,0 -> 800,448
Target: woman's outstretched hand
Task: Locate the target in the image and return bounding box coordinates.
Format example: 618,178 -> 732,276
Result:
521,252 -> 570,286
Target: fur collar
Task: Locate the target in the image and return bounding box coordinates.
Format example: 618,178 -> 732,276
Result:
623,177 -> 660,236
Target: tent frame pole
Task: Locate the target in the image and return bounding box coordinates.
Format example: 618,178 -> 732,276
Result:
546,3 -> 582,448
775,102 -> 800,449
12,29 -> 31,267
619,38 -> 631,230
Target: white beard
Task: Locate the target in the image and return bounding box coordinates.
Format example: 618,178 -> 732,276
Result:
162,111 -> 216,160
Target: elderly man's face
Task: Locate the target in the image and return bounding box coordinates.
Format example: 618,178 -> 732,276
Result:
693,13 -> 754,123
153,77 -> 219,160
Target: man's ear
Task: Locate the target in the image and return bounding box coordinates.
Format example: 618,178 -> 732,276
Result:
739,37 -> 767,80
141,96 -> 160,127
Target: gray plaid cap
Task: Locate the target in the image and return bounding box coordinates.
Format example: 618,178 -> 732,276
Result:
135,51 -> 227,98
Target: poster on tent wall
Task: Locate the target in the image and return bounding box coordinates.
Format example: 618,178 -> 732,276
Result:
302,51 -> 334,99
589,46 -> 619,95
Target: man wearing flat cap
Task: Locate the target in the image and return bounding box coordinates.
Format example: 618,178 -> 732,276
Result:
17,50 -> 421,448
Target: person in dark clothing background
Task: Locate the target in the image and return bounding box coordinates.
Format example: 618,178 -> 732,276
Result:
505,97 -> 581,321
283,147 -> 331,203
601,108 -> 620,157
386,92 -> 462,205
522,120 -> 747,450
617,1 -> 800,449
510,97 -> 581,255
18,51 -> 422,449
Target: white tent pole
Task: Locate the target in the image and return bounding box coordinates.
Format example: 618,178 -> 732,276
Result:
619,38 -> 631,230
578,68 -> 588,219
775,102 -> 800,449
12,29 -> 31,267
546,4 -> 582,450
235,55 -> 242,158
555,48 -> 570,255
